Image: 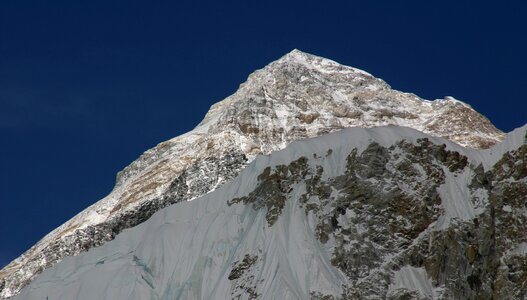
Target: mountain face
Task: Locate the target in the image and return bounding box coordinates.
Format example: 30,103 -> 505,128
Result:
0,50 -> 507,299
12,125 -> 527,300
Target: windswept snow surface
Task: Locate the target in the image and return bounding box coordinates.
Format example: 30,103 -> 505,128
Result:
16,189 -> 346,299
14,125 -> 527,299
388,266 -> 436,299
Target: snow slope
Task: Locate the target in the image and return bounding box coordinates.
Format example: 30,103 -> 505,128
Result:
14,125 -> 527,299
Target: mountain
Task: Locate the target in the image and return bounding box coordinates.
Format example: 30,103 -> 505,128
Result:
12,125 -> 527,299
0,50 -> 507,299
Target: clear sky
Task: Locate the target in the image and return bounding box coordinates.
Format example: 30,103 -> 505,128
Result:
1,1 -> 526,268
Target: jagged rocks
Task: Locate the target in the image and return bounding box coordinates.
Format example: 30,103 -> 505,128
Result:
228,254 -> 259,281
298,140 -> 458,298
224,136 -> 526,299
228,157 -> 309,226
228,255 -> 260,299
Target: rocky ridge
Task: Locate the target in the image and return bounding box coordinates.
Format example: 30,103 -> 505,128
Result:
0,49 -> 505,298
12,125 -> 527,299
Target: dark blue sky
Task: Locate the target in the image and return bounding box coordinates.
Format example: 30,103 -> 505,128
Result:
1,1 -> 526,268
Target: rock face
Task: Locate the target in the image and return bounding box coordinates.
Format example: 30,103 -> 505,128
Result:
12,125 -> 527,300
0,50 -> 506,299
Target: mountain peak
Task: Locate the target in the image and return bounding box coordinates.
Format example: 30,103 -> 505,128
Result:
0,50 -> 506,299
278,48 -> 317,62
270,49 -> 374,78
283,48 -> 306,57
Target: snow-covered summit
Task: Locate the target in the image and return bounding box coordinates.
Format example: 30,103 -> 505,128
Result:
0,50 -> 506,298
274,48 -> 375,76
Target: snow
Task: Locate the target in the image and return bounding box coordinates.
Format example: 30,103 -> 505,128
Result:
388,266 -> 436,299
331,90 -> 349,105
283,49 -> 375,78
435,168 -> 477,229
511,242 -> 527,256
431,125 -> 527,229
481,124 -> 527,168
442,96 -> 473,109
15,135 -> 357,299
11,122 -> 527,299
